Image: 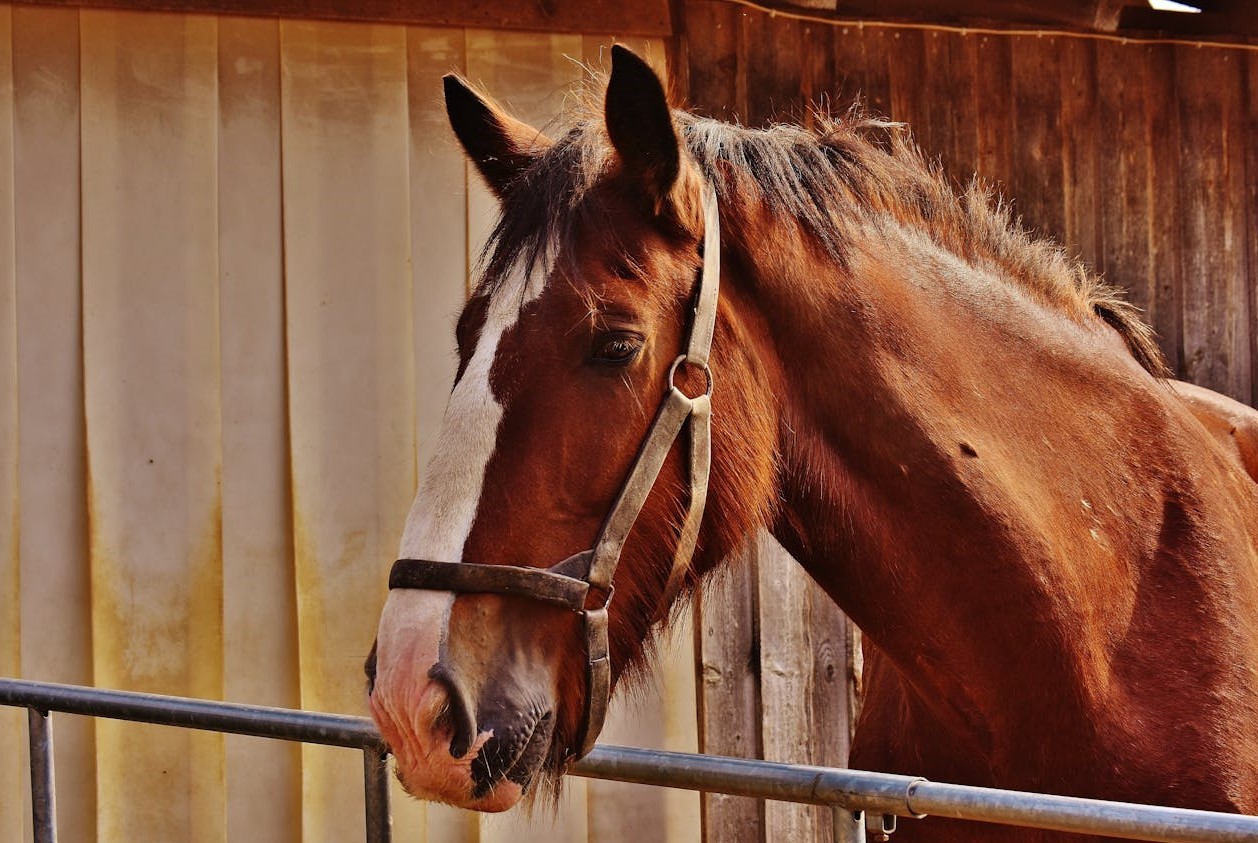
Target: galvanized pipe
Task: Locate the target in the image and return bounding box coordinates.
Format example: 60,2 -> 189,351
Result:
27,707 -> 57,843
906,780 -> 1258,843
0,678 -> 382,751
574,746 -> 1258,842
574,745 -> 919,815
6,679 -> 1258,843
363,745 -> 393,843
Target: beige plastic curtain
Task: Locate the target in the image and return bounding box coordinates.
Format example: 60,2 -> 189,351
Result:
0,7 -> 697,841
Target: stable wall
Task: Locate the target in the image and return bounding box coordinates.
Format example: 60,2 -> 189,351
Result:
0,7 -> 697,842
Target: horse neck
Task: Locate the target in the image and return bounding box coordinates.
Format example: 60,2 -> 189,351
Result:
730,210 -> 1187,750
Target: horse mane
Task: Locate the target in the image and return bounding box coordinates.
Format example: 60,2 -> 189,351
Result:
478,98 -> 1169,377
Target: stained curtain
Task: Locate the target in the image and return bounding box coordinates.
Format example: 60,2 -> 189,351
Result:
0,7 -> 698,841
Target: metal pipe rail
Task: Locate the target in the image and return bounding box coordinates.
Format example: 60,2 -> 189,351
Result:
573,747 -> 1258,843
5,678 -> 1258,843
0,678 -> 392,843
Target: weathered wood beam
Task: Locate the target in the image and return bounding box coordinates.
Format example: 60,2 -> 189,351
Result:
1118,6 -> 1258,39
8,0 -> 674,36
743,0 -> 1258,44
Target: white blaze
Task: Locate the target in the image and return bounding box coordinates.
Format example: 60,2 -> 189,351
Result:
399,253 -> 551,563
375,253 -> 552,675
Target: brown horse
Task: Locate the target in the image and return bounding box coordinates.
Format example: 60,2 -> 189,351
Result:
367,46 -> 1258,839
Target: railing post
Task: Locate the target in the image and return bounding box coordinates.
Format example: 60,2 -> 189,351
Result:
28,707 -> 57,843
831,807 -> 863,843
363,744 -> 392,843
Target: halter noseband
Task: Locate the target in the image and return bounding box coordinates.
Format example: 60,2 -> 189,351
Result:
388,183 -> 721,761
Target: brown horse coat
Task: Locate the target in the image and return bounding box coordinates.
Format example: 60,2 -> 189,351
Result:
369,47 -> 1258,840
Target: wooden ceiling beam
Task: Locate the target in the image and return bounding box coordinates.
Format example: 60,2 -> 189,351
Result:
7,0 -> 675,36
775,0 -> 1257,44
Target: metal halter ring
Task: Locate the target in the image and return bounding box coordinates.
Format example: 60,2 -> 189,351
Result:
586,583 -> 615,614
667,354 -> 714,398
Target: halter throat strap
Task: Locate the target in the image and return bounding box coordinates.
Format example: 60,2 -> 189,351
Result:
388,182 -> 721,761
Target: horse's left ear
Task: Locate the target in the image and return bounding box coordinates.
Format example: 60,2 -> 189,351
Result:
444,74 -> 551,198
605,45 -> 681,215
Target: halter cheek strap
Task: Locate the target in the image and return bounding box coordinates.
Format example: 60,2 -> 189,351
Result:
388,182 -> 721,761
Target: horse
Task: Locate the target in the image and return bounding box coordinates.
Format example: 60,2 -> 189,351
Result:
366,45 -> 1258,840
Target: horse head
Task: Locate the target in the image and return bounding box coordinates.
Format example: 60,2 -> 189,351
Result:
366,47 -> 777,810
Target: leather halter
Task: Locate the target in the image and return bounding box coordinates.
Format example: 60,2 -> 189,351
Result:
389,183 -> 720,761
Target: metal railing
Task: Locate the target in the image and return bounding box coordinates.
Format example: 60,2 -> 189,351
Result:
4,677 -> 1258,843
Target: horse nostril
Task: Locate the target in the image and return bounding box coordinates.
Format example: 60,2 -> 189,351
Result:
427,662 -> 477,759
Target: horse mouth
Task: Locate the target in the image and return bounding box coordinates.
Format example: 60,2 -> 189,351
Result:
471,712 -> 554,798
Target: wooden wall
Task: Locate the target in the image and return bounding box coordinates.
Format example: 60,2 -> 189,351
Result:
677,1 -> 1257,405
674,3 -> 1256,842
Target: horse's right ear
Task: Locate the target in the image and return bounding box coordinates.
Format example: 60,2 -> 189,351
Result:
443,75 -> 551,198
605,45 -> 680,216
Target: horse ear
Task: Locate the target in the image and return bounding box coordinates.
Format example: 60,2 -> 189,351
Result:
443,74 -> 551,198
605,45 -> 680,214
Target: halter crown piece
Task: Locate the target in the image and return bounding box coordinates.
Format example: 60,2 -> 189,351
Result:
388,182 -> 721,761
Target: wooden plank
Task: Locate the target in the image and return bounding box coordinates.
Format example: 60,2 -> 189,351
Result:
798,17 -> 834,124
756,534 -> 858,843
10,7 -> 97,841
741,9 -> 803,127
217,17 -> 303,843
809,582 -> 855,769
947,31 -> 981,183
918,30 -> 952,175
1173,44 -> 1250,402
756,535 -> 819,842
278,19 -> 415,841
1009,34 -> 1066,245
1246,49 -> 1258,403
832,24 -> 891,119
969,32 -> 1013,188
696,546 -> 763,842
0,9 -> 23,843
1094,40 -> 1155,329
11,0 -> 673,36
681,0 -> 739,120
886,28 -> 927,141
1059,36 -> 1099,263
1145,44 -> 1184,375
79,9 -> 225,841
658,607 -> 703,841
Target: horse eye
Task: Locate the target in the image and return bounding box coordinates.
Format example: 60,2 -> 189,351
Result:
591,333 -> 643,366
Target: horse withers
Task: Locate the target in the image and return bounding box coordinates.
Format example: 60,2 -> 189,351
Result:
366,45 -> 1258,839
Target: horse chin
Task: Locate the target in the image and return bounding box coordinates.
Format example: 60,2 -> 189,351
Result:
386,726 -> 527,812
398,769 -> 525,813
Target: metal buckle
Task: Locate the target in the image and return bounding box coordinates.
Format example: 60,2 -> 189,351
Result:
667,354 -> 714,398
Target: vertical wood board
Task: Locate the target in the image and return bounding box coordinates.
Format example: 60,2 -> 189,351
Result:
0,8 -> 25,842
1145,44 -> 1185,373
1009,35 -> 1067,243
80,9 -> 225,841
279,19 -> 414,842
218,16 -> 302,843
1174,45 -> 1251,403
11,7 -> 96,839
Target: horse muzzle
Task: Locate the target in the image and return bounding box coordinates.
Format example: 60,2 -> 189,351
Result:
368,589 -> 560,811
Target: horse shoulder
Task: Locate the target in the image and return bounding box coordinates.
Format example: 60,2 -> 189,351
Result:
1169,380 -> 1258,485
